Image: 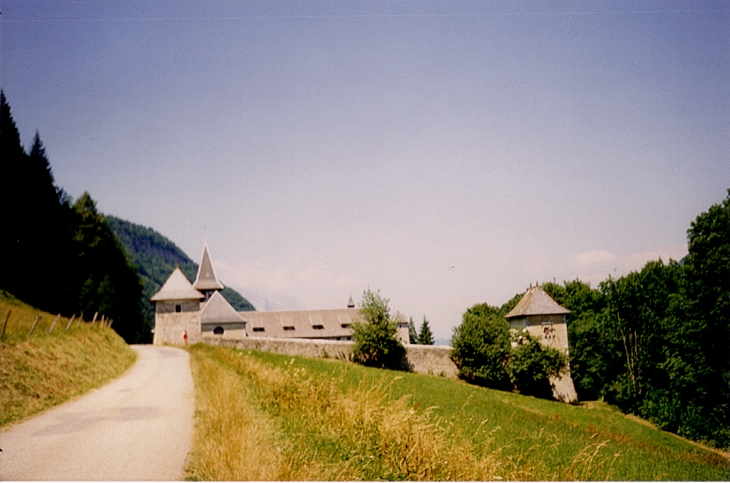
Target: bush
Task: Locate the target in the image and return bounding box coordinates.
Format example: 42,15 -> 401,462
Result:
508,332 -> 567,399
351,290 -> 407,370
450,304 -> 511,389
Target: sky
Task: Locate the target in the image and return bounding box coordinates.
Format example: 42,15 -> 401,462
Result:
2,1 -> 728,341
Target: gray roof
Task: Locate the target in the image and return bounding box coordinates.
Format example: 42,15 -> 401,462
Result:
150,267 -> 205,302
200,291 -> 246,325
193,244 -> 224,291
393,310 -> 408,324
243,308 -> 362,339
505,285 -> 570,319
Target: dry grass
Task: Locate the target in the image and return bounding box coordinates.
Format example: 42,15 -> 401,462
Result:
186,349 -> 285,480
0,292 -> 136,428
187,345 -> 622,481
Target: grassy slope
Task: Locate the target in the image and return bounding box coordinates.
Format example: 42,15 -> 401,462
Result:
188,344 -> 729,481
0,292 -> 137,428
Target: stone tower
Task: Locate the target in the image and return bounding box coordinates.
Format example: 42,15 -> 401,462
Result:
505,284 -> 578,403
150,266 -> 204,345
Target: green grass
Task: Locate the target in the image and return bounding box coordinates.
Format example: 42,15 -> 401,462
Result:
188,344 -> 729,481
0,292 -> 137,428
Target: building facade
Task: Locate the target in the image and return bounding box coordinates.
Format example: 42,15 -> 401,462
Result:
505,284 -> 578,403
151,244 -> 409,345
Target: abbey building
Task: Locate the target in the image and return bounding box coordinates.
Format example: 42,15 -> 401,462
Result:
151,244 -> 409,346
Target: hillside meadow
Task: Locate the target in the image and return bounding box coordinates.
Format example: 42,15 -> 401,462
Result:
187,344 -> 729,481
0,292 -> 137,427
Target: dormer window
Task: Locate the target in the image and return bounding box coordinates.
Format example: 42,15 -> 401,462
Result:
175,304 -> 182,313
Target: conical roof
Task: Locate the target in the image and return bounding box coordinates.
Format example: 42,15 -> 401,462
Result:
393,310 -> 408,324
193,243 -> 224,291
505,285 -> 570,319
200,291 -> 245,324
151,267 -> 205,302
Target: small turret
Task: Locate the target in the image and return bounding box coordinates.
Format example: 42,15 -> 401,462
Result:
193,243 -> 224,300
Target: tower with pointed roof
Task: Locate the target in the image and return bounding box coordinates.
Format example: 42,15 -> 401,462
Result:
150,241 -> 410,345
193,243 -> 225,301
150,266 -> 204,345
151,244 -> 249,345
505,284 -> 578,403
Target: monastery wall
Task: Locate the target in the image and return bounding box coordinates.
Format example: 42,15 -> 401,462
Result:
201,336 -> 459,378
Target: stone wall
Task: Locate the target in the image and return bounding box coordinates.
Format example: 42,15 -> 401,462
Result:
200,336 -> 576,403
202,336 -> 459,378
153,312 -> 201,345
402,344 -> 459,378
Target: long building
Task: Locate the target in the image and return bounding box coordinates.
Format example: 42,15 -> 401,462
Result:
151,243 -> 409,345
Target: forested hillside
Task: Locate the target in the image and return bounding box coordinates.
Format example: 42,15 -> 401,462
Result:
107,216 -> 254,328
0,91 -> 148,343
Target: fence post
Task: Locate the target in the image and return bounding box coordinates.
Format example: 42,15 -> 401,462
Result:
76,312 -> 84,328
91,312 -> 98,327
66,314 -> 76,331
29,314 -> 42,335
48,314 -> 61,334
1,310 -> 10,339
108,319 -> 114,328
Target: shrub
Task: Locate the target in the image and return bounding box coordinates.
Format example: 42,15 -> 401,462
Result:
351,289 -> 407,370
508,332 -> 567,398
450,304 -> 511,389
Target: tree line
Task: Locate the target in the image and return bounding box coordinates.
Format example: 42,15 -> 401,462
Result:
450,191 -> 729,449
0,91 -> 148,343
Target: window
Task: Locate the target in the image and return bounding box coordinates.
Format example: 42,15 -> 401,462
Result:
341,323 -> 350,328
541,321 -> 554,340
252,327 -> 265,332
213,326 -> 225,335
313,325 -> 324,330
283,326 -> 295,331
175,304 -> 182,313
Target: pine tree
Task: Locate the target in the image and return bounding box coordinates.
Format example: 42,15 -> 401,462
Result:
0,93 -> 71,310
418,316 -> 435,345
408,316 -> 418,344
0,90 -> 28,296
72,192 -> 148,343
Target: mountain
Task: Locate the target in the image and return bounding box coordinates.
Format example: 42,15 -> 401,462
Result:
106,216 -> 255,327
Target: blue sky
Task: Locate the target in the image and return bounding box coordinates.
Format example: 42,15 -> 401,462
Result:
2,1 -> 728,340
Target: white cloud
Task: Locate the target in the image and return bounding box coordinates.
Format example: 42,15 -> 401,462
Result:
574,250 -> 616,267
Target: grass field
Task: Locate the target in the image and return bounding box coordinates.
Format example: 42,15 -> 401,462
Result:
187,344 -> 729,481
0,292 -> 137,428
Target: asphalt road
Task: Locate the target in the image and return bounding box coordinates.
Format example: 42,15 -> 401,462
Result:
0,345 -> 195,481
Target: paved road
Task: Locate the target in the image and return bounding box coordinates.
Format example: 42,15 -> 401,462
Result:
0,345 -> 195,481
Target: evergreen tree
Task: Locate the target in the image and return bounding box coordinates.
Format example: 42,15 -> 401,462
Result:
418,316 -> 434,345
0,92 -> 74,312
0,90 -> 28,298
71,193 -> 149,343
408,316 -> 418,344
